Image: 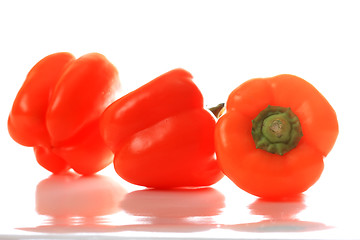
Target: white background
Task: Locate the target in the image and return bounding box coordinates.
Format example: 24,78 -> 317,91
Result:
0,1 -> 359,239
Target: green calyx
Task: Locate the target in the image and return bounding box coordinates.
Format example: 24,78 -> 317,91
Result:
251,105 -> 303,155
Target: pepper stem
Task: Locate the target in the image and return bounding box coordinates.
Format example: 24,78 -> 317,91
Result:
209,103 -> 225,118
251,105 -> 303,155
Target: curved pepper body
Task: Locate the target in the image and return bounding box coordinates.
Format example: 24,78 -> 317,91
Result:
100,68 -> 223,188
8,52 -> 120,175
215,74 -> 339,199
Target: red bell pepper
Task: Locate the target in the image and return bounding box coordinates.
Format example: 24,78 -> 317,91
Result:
8,52 -> 120,175
100,68 -> 223,188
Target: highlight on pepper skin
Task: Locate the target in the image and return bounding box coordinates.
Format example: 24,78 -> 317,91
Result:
99,68 -> 224,189
8,52 -> 121,175
214,74 -> 339,200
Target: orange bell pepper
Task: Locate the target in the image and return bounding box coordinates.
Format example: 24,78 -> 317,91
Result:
215,74 -> 338,199
8,52 -> 120,175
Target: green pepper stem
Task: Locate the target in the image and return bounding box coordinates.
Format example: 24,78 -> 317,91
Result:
251,105 -> 303,155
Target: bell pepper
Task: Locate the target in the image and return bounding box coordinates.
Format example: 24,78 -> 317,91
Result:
100,68 -> 223,188
8,52 -> 120,175
215,74 -> 338,199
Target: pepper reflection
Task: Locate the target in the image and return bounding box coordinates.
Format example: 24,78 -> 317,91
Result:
116,187 -> 225,232
224,194 -> 331,232
20,172 -> 127,233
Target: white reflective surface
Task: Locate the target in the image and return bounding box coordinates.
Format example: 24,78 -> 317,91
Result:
0,146 -> 359,240
1,1 -> 360,239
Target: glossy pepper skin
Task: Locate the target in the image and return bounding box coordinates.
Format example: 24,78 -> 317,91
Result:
8,52 -> 120,175
215,74 -> 338,199
100,68 -> 223,188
